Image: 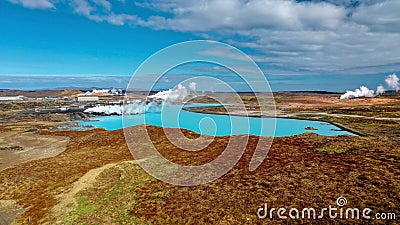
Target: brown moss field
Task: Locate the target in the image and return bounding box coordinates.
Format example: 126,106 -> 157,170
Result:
0,93 -> 399,224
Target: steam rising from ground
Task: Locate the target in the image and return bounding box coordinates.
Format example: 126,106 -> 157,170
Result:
189,82 -> 196,91
340,86 -> 375,100
376,85 -> 386,95
340,73 -> 399,99
148,84 -> 188,102
385,73 -> 400,91
84,83 -> 195,115
84,101 -> 160,115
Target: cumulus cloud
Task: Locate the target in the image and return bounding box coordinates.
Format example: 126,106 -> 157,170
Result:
70,0 -> 137,25
92,0 -> 111,11
7,0 -> 400,75
136,0 -> 346,31
134,0 -> 400,75
8,0 -> 55,9
352,0 -> 400,33
231,24 -> 400,74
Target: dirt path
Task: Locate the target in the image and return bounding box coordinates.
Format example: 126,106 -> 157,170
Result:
47,161 -> 135,224
0,131 -> 69,171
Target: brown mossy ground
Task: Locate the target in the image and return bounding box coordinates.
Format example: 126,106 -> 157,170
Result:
0,93 -> 399,224
0,126 -> 398,224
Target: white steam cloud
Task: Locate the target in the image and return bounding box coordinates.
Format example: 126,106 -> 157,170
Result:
189,82 -> 197,91
84,101 -> 160,115
376,85 -> 385,95
340,73 -> 398,99
84,83 -> 196,115
340,86 -> 375,100
148,84 -> 188,102
385,73 -> 399,91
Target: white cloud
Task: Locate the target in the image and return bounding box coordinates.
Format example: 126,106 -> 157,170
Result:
137,0 -> 347,31
7,0 -> 400,75
8,0 -> 55,9
352,0 -> 400,33
106,13 -> 137,26
229,22 -> 400,74
92,0 -> 112,11
198,46 -> 250,61
70,0 -> 137,25
71,0 -> 94,18
132,0 -> 400,75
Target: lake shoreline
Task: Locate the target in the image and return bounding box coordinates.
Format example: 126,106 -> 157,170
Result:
78,106 -> 357,137
183,108 -> 368,136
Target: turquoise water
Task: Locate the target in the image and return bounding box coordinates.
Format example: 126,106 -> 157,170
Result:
77,104 -> 356,137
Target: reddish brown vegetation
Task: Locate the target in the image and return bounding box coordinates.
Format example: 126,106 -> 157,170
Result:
0,126 -> 399,224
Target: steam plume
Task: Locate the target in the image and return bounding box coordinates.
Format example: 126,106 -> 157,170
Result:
189,82 -> 197,91
340,73 -> 398,99
148,84 -> 188,102
385,73 -> 399,91
84,83 -> 196,115
340,86 -> 375,100
84,101 -> 160,115
376,85 -> 385,95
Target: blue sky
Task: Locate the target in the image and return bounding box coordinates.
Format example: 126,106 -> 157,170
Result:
0,0 -> 399,91
0,1 -> 197,75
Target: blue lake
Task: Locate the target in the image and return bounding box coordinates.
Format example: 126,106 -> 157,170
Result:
77,104 -> 356,137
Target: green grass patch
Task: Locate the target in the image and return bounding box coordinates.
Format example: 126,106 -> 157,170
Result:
63,196 -> 100,224
61,162 -> 151,225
